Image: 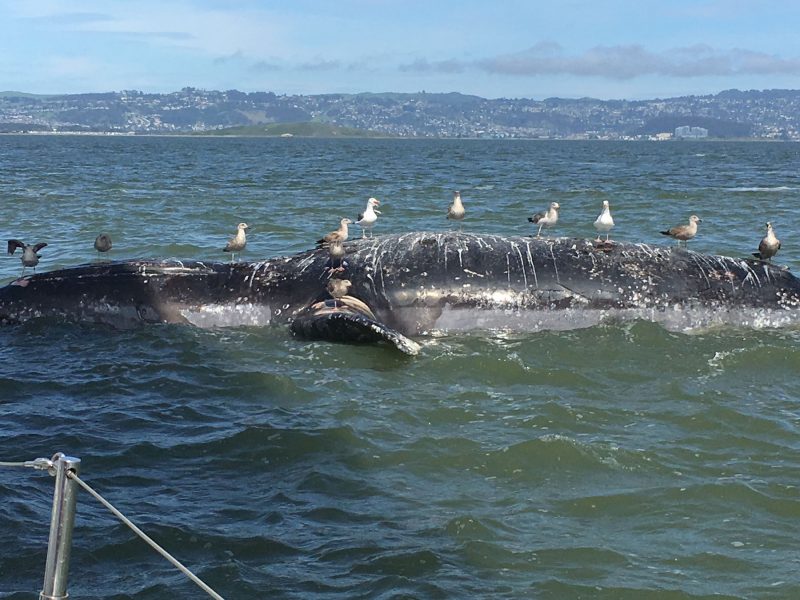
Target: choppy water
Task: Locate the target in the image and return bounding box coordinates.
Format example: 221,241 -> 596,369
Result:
1,136 -> 800,599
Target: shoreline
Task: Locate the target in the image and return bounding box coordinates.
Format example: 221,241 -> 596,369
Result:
0,131 -> 792,142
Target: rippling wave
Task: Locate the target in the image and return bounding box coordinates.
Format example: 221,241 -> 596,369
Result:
2,138 -> 800,598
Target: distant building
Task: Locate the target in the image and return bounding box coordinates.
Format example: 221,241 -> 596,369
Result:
675,126 -> 708,139
654,132 -> 673,141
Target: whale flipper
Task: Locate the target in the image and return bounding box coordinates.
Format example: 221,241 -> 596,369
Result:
291,298 -> 420,355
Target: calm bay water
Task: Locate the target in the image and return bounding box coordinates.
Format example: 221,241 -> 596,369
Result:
1,136 -> 800,599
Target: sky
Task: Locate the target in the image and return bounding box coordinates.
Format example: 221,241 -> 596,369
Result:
2,0 -> 800,100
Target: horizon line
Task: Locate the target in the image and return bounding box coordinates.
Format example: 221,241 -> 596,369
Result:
2,86 -> 798,104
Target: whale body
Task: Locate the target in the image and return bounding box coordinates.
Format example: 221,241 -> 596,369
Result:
1,232 -> 799,342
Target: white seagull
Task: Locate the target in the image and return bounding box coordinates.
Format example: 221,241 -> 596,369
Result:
593,200 -> 614,241
528,202 -> 560,237
447,190 -> 465,227
223,222 -> 248,262
355,197 -> 381,238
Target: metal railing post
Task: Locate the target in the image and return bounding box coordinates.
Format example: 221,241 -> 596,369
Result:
39,453 -> 81,600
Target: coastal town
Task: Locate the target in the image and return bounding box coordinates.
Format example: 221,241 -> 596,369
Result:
1,87 -> 799,140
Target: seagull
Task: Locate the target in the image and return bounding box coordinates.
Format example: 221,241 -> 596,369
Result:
327,278 -> 352,308
325,239 -> 347,276
753,221 -> 781,261
660,215 -> 702,245
593,200 -> 614,242
447,190 -> 465,227
528,202 -> 560,237
317,218 -> 352,247
7,239 -> 47,276
223,222 -> 248,262
354,197 -> 380,238
94,233 -> 112,254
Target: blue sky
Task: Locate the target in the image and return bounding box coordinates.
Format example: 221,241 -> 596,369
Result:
2,0 -> 800,100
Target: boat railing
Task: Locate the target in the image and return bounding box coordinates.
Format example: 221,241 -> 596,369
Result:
0,453 -> 225,599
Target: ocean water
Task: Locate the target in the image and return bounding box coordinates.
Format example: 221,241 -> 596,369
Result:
1,136 -> 800,599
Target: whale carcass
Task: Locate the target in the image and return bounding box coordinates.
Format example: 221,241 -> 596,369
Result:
1,232 -> 799,353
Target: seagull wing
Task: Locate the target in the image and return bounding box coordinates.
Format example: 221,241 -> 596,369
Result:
7,239 -> 25,254
528,211 -> 545,224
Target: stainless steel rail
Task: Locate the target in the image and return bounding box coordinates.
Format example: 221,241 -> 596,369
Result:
1,453 -> 225,599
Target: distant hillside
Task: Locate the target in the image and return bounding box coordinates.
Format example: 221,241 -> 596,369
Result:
198,121 -> 387,138
0,90 -> 50,99
1,87 -> 799,139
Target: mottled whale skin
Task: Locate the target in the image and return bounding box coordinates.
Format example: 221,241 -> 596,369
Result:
1,232 -> 800,334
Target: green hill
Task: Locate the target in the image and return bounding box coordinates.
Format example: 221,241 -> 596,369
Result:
198,121 -> 387,138
0,91 -> 52,98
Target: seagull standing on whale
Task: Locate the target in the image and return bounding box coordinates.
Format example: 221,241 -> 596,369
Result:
593,200 -> 614,242
94,233 -> 112,255
660,215 -> 702,245
327,278 -> 352,308
7,239 -> 47,276
753,221 -> 781,261
528,202 -> 560,237
325,239 -> 347,276
223,222 -> 248,262
447,190 -> 465,228
317,218 -> 352,247
354,197 -> 380,238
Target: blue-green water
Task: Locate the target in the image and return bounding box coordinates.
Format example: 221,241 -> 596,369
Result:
1,136 -> 800,599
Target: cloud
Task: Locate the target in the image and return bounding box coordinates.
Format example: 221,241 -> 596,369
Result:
24,12 -> 113,25
399,58 -> 465,74
298,59 -> 341,71
214,50 -> 246,65
250,60 -> 283,72
213,52 -> 357,74
400,42 -> 800,80
116,30 -> 195,42
727,48 -> 800,75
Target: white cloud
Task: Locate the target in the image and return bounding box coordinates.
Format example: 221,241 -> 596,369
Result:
298,59 -> 341,72
6,1 -> 290,57
401,42 -> 800,80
